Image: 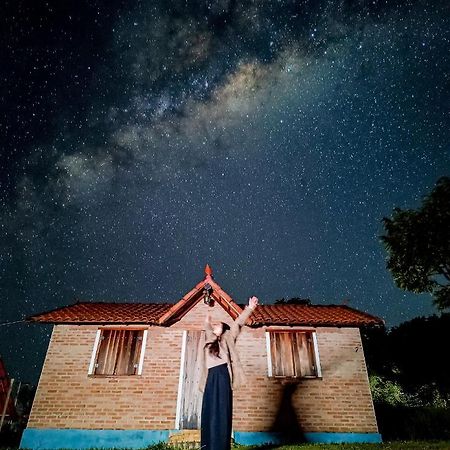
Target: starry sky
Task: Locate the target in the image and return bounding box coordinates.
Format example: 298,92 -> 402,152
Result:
1,0 -> 449,385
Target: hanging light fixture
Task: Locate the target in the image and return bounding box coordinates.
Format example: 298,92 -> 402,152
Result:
203,283 -> 214,306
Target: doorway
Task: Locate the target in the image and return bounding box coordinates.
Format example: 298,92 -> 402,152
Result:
176,330 -> 203,429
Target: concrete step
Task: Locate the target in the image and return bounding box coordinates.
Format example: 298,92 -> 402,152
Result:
167,443 -> 201,450
168,429 -> 201,447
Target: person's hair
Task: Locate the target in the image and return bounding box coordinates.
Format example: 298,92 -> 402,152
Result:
205,322 -> 230,357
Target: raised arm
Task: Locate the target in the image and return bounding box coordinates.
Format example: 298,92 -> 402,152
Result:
230,296 -> 259,341
204,310 -> 216,342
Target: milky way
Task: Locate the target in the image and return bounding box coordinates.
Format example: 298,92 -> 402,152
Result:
1,0 -> 449,383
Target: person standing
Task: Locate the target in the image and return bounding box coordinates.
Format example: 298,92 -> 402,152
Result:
199,295 -> 259,450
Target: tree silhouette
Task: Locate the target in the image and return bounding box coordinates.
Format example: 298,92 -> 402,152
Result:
387,313 -> 450,397
274,297 -> 311,305
380,176 -> 450,310
362,313 -> 450,403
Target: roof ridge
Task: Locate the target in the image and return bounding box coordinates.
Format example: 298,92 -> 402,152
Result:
74,300 -> 175,305
252,303 -> 347,307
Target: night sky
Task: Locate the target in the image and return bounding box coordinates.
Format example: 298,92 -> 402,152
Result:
1,0 -> 449,385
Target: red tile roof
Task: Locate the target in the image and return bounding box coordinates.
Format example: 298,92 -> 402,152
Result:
27,300 -> 384,327
26,301 -> 173,324
26,265 -> 384,327
237,303 -> 385,327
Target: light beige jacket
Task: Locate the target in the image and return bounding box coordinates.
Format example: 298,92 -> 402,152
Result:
198,305 -> 255,393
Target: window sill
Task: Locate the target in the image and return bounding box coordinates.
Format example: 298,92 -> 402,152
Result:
268,375 -> 322,382
87,373 -> 141,378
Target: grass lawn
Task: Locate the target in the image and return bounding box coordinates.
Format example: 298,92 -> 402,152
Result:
231,441 -> 450,449
4,441 -> 450,450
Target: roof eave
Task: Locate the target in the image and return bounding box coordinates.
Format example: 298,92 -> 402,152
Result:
26,320 -> 161,325
251,321 -> 385,328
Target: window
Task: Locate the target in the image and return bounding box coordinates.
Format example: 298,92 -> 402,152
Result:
88,328 -> 148,376
266,330 -> 322,378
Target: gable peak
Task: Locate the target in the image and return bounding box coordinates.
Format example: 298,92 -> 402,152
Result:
204,264 -> 213,279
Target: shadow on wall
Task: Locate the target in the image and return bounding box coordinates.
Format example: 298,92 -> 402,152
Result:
269,381 -> 307,445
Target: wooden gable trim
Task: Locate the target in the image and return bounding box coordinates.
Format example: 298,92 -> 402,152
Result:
208,278 -> 242,317
158,275 -> 243,326
158,279 -> 205,325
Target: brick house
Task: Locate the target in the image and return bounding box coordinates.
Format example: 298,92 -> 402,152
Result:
20,265 -> 384,449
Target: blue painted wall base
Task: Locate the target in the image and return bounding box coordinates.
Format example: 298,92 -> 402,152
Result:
233,431 -> 383,445
20,428 -> 172,449
20,427 -> 382,449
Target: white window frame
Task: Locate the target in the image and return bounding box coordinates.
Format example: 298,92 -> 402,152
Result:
175,330 -> 187,430
88,327 -> 148,376
265,328 -> 322,378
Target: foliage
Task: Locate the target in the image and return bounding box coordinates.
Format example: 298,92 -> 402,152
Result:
362,313 -> 450,407
386,313 -> 450,396
374,403 -> 450,441
370,374 -> 408,406
369,374 -> 449,408
380,176 -> 450,310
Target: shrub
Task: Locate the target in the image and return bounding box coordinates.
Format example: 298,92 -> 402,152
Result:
374,402 -> 450,441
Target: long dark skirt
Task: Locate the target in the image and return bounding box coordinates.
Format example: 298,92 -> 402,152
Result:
200,362 -> 233,450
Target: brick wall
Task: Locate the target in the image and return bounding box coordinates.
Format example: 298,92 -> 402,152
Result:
27,324 -> 183,430
232,324 -> 378,433
27,299 -> 378,434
